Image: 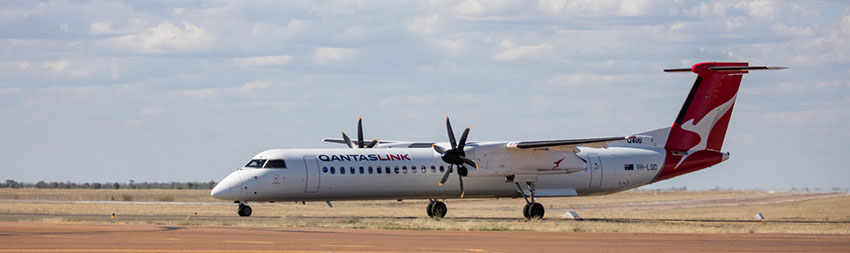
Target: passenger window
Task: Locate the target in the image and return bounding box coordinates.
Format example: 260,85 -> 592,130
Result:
394,166 -> 399,174
359,166 -> 365,174
264,159 -> 287,169
431,165 -> 436,173
440,166 -> 445,172
402,166 -> 408,174
245,159 -> 267,168
411,166 -> 416,174
323,167 -> 328,173
421,166 -> 426,173
377,166 -> 382,174
340,167 -> 345,174
350,167 -> 355,175
386,167 -> 391,174
331,167 -> 336,174
368,166 -> 373,174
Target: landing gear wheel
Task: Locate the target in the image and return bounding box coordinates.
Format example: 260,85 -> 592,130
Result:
429,201 -> 447,219
522,203 -> 531,219
523,203 -> 544,219
238,204 -> 252,217
426,201 -> 435,217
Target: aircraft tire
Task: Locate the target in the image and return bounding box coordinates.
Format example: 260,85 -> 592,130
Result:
522,203 -> 531,219
426,201 -> 435,217
431,201 -> 447,219
238,204 -> 252,217
529,203 -> 544,219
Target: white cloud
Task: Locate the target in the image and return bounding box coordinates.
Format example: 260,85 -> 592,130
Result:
492,40 -> 553,61
313,47 -> 356,64
452,0 -> 524,19
172,81 -> 275,100
546,73 -> 641,86
139,107 -> 163,117
408,15 -> 440,35
734,0 -> 776,19
0,88 -> 22,95
762,109 -> 838,127
773,23 -> 814,37
112,23 -> 212,53
537,0 -> 659,17
40,60 -> 70,73
235,55 -> 293,68
90,21 -> 115,35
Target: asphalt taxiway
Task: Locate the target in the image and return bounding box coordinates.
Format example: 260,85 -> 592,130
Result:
1,222 -> 849,252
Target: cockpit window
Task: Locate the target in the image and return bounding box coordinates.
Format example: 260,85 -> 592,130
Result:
264,159 -> 287,169
245,159 -> 267,168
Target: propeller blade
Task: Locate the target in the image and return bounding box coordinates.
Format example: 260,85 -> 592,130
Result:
366,139 -> 379,148
439,165 -> 452,185
433,144 -> 447,154
460,156 -> 478,170
357,117 -> 364,148
446,116 -> 457,149
458,173 -> 465,198
341,131 -> 355,149
457,126 -> 470,150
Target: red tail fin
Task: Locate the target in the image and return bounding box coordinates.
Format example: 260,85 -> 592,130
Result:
665,62 -> 747,152
653,62 -> 747,182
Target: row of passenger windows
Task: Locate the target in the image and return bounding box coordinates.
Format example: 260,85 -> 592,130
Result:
322,165 -> 448,175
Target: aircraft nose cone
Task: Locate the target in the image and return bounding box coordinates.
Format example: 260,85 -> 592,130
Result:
210,172 -> 244,200
210,184 -> 230,199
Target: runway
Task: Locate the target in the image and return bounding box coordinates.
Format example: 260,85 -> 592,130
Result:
1,222 -> 848,252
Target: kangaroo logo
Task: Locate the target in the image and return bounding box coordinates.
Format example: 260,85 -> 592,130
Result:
552,157 -> 565,170
675,94 -> 737,169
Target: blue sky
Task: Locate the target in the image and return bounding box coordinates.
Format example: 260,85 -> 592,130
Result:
0,1 -> 848,190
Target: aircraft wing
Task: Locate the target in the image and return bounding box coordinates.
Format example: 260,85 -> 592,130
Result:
506,136 -> 627,150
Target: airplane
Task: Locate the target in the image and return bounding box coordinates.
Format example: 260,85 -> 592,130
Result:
210,62 -> 784,219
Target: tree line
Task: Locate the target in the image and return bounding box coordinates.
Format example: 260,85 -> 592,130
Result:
1,179 -> 216,190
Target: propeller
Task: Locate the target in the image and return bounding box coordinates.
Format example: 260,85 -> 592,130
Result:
433,116 -> 478,198
341,117 -> 379,149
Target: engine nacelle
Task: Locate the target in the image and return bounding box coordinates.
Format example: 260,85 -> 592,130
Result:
467,143 -> 586,177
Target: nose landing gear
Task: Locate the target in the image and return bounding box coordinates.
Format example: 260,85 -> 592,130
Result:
237,202 -> 252,217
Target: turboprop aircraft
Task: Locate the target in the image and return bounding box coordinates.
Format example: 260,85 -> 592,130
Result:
211,62 -> 784,219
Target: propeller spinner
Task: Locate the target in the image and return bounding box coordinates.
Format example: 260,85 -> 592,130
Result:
433,116 -> 478,198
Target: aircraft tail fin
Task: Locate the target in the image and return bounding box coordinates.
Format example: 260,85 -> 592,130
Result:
665,62 -> 750,152
651,62 -> 784,182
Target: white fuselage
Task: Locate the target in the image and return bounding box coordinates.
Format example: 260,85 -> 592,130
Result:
211,140 -> 668,202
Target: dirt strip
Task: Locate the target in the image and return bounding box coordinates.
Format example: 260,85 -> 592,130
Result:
0,222 -> 848,252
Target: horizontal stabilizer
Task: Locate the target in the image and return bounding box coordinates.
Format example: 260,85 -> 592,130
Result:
664,66 -> 787,73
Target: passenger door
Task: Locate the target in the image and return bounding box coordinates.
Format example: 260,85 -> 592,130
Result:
303,156 -> 320,193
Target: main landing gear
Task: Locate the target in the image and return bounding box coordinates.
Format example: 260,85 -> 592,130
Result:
517,182 -> 544,219
237,202 -> 252,217
426,200 -> 447,219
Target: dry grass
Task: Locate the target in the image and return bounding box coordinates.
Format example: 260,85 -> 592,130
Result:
0,189 -> 847,234
0,189 -> 214,202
